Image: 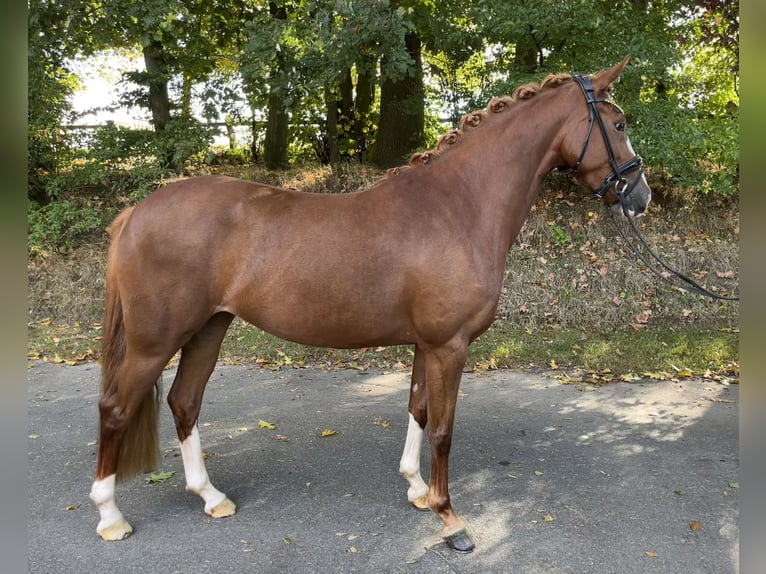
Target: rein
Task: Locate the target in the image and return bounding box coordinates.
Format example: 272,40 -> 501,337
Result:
565,73 -> 739,302
606,204 -> 739,301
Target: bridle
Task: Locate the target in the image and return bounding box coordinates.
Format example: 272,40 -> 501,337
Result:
561,73 -> 739,302
561,73 -> 644,204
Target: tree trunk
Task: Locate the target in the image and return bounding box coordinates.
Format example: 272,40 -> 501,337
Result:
513,32 -> 538,73
264,90 -> 290,170
143,41 -> 171,132
372,32 -> 425,169
325,85 -> 340,166
263,2 -> 290,170
142,40 -> 174,169
353,60 -> 376,157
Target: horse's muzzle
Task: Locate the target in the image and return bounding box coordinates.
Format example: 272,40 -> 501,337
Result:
608,171 -> 651,219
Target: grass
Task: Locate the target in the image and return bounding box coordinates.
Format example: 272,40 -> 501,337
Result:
27,163 -> 739,383
27,316 -> 739,385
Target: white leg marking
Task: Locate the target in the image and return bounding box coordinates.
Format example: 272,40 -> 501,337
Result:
399,413 -> 429,504
90,474 -> 133,540
180,424 -> 230,515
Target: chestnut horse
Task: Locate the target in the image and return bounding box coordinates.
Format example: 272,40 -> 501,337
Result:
90,57 -> 651,552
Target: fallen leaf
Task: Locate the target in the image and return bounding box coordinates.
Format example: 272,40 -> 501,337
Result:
145,470 -> 176,484
282,537 -> 292,544
549,359 -> 558,370
29,434 -> 40,439
689,520 -> 704,531
258,420 -> 276,430
65,504 -> 80,511
728,482 -> 739,489
347,546 -> 358,553
321,429 -> 339,437
373,417 -> 390,428
645,551 -> 658,558
534,470 -> 544,476
642,371 -> 671,380
543,514 -> 555,522
634,311 -> 651,324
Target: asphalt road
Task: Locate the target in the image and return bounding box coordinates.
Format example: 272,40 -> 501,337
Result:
28,361 -> 738,573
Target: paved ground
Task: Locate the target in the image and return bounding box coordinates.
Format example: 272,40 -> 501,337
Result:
28,361 -> 738,573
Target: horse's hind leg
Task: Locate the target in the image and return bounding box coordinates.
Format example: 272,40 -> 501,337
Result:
399,346 -> 429,510
91,349 -> 174,540
167,312 -> 236,519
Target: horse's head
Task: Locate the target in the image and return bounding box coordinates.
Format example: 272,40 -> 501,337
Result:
558,56 -> 651,218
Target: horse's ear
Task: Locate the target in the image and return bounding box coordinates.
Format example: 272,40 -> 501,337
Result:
593,55 -> 630,94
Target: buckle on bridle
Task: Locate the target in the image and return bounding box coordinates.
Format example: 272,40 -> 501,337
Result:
592,155 -> 643,200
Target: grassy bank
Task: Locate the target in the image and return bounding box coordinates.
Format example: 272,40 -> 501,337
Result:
27,164 -> 739,383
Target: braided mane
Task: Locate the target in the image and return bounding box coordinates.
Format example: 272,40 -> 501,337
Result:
386,72 -> 573,177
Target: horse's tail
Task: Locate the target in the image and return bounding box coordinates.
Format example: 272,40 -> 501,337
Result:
100,206 -> 161,481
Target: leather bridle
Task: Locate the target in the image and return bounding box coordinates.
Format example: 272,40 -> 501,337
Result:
561,74 -> 644,204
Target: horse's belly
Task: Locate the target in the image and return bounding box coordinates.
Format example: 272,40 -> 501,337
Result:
227,281 -> 414,349
236,306 -> 413,349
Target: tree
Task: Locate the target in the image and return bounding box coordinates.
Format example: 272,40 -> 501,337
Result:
373,30 -> 425,168
30,0 -> 738,199
317,0 -> 412,165
27,0 -> 97,202
263,2 -> 291,170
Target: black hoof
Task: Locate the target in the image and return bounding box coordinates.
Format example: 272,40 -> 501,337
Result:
445,529 -> 475,554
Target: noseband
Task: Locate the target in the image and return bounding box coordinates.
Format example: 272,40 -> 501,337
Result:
562,74 -> 644,202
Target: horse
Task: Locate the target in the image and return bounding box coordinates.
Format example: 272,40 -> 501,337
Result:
89,56 -> 651,553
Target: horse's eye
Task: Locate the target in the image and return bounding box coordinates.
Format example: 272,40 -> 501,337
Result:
615,121 -> 626,132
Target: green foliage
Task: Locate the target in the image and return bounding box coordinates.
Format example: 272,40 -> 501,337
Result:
631,100 -> 738,196
28,0 -> 739,211
28,198 -> 118,254
549,223 -> 571,248
81,124 -> 157,166
155,118 -> 215,168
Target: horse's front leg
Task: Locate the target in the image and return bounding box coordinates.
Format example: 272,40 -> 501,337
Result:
399,346 -> 429,510
423,340 -> 475,553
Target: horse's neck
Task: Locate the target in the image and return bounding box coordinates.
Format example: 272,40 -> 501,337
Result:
445,100 -> 567,254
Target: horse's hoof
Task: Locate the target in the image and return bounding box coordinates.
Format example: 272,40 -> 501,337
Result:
97,517 -> 133,541
410,495 -> 430,512
444,529 -> 475,554
208,497 -> 236,518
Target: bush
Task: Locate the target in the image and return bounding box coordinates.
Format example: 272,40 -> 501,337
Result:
28,197 -> 118,254
630,100 -> 738,197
